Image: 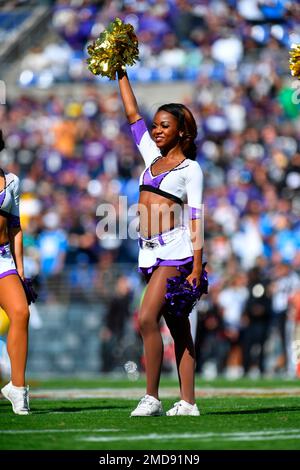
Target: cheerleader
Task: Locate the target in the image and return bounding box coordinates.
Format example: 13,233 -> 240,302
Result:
0,129 -> 30,415
117,71 -> 204,416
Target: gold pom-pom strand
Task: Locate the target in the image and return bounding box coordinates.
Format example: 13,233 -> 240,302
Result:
87,17 -> 139,80
289,44 -> 300,79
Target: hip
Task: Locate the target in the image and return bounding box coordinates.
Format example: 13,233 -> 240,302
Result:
0,241 -> 17,279
138,225 -> 193,269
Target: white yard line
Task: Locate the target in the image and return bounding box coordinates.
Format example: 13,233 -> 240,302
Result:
0,428 -> 299,443
0,429 -> 119,434
10,387 -> 300,399
81,429 -> 300,443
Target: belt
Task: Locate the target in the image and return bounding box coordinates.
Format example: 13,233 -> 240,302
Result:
139,226 -> 184,249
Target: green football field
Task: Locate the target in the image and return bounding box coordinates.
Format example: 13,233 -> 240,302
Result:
0,377 -> 300,451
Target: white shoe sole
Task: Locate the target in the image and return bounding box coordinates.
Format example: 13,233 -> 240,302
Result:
1,387 -> 30,415
131,410 -> 164,417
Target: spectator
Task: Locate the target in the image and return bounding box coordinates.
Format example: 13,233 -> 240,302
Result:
241,266 -> 272,376
99,275 -> 132,372
270,262 -> 300,373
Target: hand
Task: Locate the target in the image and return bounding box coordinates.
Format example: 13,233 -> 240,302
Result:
186,271 -> 201,288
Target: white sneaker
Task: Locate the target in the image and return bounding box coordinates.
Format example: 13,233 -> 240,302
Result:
130,394 -> 164,417
1,381 -> 30,415
166,400 -> 200,416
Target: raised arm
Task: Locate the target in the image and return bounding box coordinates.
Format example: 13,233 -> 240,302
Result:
117,70 -> 141,124
117,70 -> 160,166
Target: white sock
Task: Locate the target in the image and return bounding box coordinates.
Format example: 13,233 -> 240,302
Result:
11,382 -> 26,390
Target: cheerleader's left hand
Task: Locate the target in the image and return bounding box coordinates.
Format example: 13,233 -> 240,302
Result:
186,271 -> 201,288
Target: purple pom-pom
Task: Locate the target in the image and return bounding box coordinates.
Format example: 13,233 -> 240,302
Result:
165,263 -> 208,317
21,278 -> 38,305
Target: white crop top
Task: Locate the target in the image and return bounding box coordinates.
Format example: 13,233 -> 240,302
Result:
0,170 -> 21,228
130,118 -> 203,214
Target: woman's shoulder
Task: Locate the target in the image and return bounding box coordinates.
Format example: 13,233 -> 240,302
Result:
5,172 -> 20,187
184,159 -> 203,172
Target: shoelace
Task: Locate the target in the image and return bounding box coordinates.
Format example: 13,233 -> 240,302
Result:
171,402 -> 182,414
137,395 -> 159,409
138,396 -> 152,406
23,388 -> 29,410
14,387 -> 29,411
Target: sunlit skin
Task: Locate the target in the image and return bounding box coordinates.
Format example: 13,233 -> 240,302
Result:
0,170 -> 28,388
150,111 -> 183,159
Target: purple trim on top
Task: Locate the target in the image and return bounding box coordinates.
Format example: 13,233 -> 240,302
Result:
0,241 -> 9,256
139,256 -> 193,276
143,166 -> 168,188
130,118 -> 148,146
142,158 -> 188,193
0,190 -> 5,208
189,207 -> 201,220
0,241 -> 9,248
0,269 -> 18,279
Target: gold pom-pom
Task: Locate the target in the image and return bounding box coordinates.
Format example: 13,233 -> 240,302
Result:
87,17 -> 139,80
289,44 -> 300,79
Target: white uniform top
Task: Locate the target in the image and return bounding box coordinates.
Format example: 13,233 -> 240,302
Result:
131,118 -> 203,213
0,170 -> 21,228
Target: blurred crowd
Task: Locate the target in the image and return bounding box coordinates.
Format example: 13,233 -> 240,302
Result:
1,0 -> 300,377
17,0 -> 300,85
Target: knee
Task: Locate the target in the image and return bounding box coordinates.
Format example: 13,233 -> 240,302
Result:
138,313 -> 158,335
9,306 -> 30,326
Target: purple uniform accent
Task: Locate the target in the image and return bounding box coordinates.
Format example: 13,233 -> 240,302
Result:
21,277 -> 38,305
0,269 -> 18,279
0,190 -> 5,208
158,234 -> 165,246
143,166 -> 169,188
165,262 -> 208,317
131,119 -> 148,146
138,256 -> 193,276
0,241 -> 9,256
189,207 -> 201,220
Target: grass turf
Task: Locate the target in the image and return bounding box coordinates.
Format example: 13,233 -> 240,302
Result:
12,376 -> 300,390
0,377 -> 300,450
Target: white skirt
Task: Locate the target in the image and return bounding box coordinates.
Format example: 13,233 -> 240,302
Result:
0,242 -> 18,279
138,225 -> 193,275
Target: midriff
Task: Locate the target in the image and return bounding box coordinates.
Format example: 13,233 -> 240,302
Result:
138,190 -> 182,238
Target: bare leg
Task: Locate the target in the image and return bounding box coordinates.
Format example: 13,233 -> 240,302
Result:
0,275 -> 29,387
139,266 -> 179,399
164,311 -> 196,404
